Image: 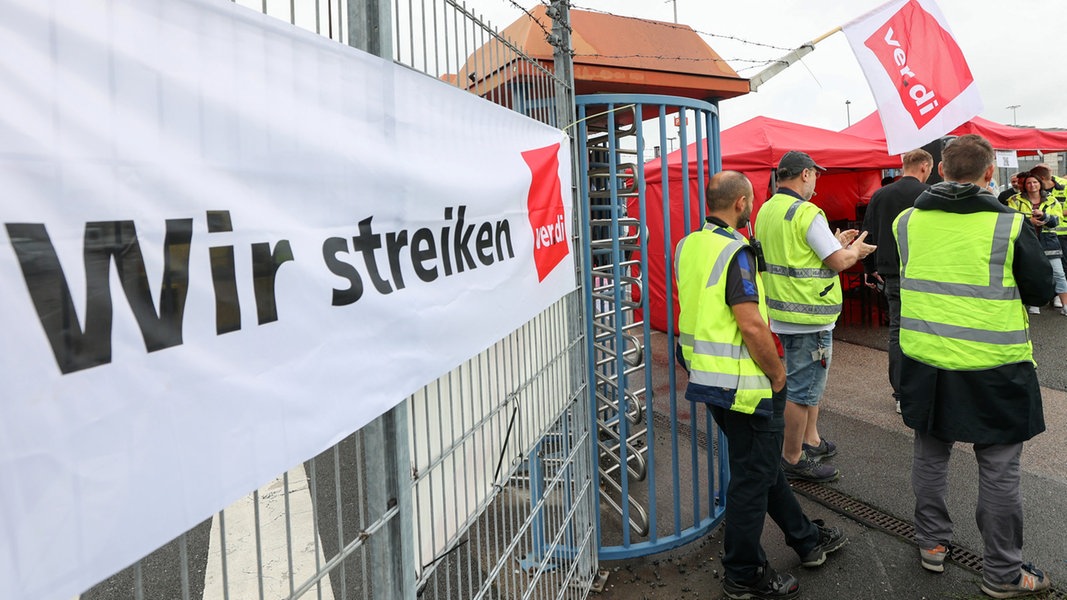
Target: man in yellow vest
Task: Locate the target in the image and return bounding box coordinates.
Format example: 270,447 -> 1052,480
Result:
677,170 -> 846,600
895,134 -> 1052,597
752,151 -> 876,483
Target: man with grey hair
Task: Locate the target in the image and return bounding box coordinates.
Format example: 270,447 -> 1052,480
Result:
895,134 -> 1052,597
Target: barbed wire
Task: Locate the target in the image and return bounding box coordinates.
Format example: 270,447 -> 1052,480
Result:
494,0 -> 561,38
494,1 -> 792,71
567,2 -> 796,51
736,60 -> 781,73
573,52 -> 782,67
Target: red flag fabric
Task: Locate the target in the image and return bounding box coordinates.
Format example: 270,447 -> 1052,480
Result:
843,0 -> 982,154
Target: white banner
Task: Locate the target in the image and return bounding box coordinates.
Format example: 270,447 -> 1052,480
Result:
996,150 -> 1019,169
843,0 -> 982,155
0,2 -> 574,599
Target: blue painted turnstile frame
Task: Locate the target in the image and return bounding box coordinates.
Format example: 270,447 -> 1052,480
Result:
573,94 -> 730,560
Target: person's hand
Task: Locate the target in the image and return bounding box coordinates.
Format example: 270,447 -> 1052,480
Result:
834,228 -> 860,246
771,374 -> 786,393
850,230 -> 876,259
864,272 -> 884,289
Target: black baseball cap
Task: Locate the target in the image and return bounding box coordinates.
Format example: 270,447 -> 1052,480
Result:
777,150 -> 826,178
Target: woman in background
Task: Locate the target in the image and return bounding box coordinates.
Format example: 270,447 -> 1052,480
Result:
1008,171 -> 1067,315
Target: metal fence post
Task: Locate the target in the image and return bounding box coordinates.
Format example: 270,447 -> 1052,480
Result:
347,0 -> 392,60
551,0 -> 575,132
346,3 -> 413,599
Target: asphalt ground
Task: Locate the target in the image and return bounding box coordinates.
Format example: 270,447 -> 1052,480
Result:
77,300 -> 1067,600
596,312 -> 1067,600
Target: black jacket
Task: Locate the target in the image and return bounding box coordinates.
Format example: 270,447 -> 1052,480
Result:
899,182 -> 1053,444
862,176 -> 929,277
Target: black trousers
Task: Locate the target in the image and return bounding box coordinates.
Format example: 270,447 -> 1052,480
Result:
884,274 -> 902,401
710,390 -> 819,582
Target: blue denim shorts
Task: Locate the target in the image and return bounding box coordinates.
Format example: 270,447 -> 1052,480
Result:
779,330 -> 832,406
1050,257 -> 1067,294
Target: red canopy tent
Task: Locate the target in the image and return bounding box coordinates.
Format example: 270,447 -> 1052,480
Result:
843,111 -> 1067,154
638,116 -> 900,333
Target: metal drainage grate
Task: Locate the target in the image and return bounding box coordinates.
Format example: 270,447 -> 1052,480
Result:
648,408 -> 1064,598
790,480 -> 1067,599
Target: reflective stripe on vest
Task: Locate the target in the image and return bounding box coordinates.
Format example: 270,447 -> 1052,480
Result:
676,223 -> 773,415
895,208 -> 1031,370
754,195 -> 842,325
1051,175 -> 1067,235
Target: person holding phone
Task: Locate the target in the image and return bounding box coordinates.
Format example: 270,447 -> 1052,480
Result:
1006,171 -> 1067,315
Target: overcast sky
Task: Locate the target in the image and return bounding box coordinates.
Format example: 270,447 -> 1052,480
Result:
475,0 -> 1065,132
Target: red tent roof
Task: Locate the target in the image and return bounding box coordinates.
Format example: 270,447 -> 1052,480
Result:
637,116 -> 893,335
719,116 -> 901,172
843,112 -> 1067,155
646,115 -> 899,184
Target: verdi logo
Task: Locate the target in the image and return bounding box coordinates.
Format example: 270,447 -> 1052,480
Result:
522,143 -> 569,282
864,0 -> 973,129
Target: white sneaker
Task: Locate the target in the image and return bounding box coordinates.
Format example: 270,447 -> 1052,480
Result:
1055,297 -> 1063,308
1060,308 -> 1067,316
1028,306 -> 1041,315
896,400 -> 902,414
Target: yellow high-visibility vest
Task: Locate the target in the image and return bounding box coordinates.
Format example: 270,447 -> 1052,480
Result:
1006,194 -> 1066,238
894,207 -> 1032,370
1049,177 -> 1067,235
676,223 -> 773,414
753,193 -> 841,325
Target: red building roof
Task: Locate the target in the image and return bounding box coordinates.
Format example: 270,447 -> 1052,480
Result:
452,6 -> 749,101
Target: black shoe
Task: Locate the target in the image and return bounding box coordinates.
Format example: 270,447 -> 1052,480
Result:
781,453 -> 840,482
800,519 -> 848,567
801,438 -> 837,461
723,565 -> 800,600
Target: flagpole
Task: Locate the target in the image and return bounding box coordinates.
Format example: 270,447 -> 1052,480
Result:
748,26 -> 843,92
810,26 -> 843,45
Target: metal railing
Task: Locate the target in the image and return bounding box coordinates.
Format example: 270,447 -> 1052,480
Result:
575,94 -> 728,560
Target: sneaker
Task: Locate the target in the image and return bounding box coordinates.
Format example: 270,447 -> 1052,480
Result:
896,400 -> 902,414
781,453 -> 840,483
723,565 -> 800,600
1054,296 -> 1063,308
801,438 -> 837,461
919,544 -> 948,573
1060,307 -> 1067,317
980,563 -> 1050,598
800,519 -> 848,567
1028,306 -> 1041,315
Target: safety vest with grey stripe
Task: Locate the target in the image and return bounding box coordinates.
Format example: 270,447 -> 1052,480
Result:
755,196 -> 842,324
895,208 -> 1032,370
1053,178 -> 1067,235
675,224 -> 773,415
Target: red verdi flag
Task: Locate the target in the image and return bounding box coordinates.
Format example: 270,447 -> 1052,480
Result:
843,0 -> 982,154
523,143 -> 570,282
